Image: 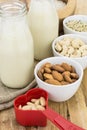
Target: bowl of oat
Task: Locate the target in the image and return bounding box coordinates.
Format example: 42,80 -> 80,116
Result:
52,34 -> 87,70
63,15 -> 87,35
34,57 -> 83,102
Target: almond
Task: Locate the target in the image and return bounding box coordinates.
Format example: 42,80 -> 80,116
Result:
62,71 -> 70,76
52,70 -> 63,81
44,67 -> 51,73
70,73 -> 79,79
43,73 -> 53,80
37,70 -> 44,81
63,74 -> 72,83
71,79 -> 77,83
51,64 -> 65,73
39,67 -> 44,74
45,79 -> 61,85
71,65 -> 76,73
61,63 -> 72,72
61,81 -> 69,85
44,62 -> 52,68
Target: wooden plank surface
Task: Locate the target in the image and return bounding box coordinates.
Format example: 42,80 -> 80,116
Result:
0,0 -> 87,130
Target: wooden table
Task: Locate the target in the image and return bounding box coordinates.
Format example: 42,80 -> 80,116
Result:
0,0 -> 87,130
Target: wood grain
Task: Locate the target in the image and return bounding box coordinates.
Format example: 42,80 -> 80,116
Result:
58,0 -> 76,19
0,0 -> 87,130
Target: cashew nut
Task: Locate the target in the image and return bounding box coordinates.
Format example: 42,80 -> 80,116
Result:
55,43 -> 62,52
68,46 -> 74,55
60,45 -> 68,55
79,45 -> 87,52
82,50 -> 87,56
71,39 -> 81,48
72,50 -> 81,57
63,37 -> 73,46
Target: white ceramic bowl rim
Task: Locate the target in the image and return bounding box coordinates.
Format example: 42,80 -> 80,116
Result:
34,57 -> 83,88
63,15 -> 87,34
52,34 -> 87,60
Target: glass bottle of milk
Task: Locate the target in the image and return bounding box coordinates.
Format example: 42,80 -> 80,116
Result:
0,1 -> 34,88
28,0 -> 59,60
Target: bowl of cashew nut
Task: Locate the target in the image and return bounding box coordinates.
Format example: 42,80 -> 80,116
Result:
34,57 -> 83,102
52,34 -> 87,70
63,15 -> 87,36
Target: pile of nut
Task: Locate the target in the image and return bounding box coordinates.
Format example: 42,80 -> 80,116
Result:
37,62 -> 79,85
66,20 -> 87,32
55,37 -> 87,57
18,97 -> 46,110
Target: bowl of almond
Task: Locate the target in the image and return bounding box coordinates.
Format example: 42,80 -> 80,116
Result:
34,57 -> 83,102
52,34 -> 87,70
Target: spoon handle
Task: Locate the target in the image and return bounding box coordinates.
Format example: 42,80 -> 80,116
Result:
43,107 -> 84,130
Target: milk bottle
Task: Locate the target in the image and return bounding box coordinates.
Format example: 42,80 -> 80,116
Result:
28,0 -> 59,60
0,1 -> 34,88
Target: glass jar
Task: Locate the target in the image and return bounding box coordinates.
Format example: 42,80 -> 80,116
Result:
28,0 -> 59,60
0,1 -> 34,88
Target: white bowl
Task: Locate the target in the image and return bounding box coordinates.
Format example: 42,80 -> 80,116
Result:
34,57 -> 83,102
63,15 -> 87,36
52,34 -> 87,70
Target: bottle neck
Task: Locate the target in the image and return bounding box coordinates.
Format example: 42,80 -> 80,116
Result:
29,0 -> 56,11
0,1 -> 27,19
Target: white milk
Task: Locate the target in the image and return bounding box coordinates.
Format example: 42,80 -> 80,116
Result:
28,0 -> 59,60
0,2 -> 34,88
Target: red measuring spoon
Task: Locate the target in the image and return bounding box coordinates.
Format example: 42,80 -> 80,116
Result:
14,88 -> 85,130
